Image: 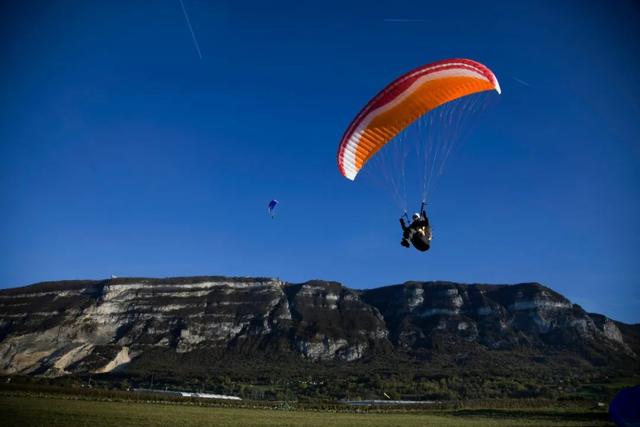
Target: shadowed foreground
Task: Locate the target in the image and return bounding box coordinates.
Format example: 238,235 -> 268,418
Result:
0,395 -> 613,427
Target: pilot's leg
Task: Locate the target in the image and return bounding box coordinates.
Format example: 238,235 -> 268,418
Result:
401,229 -> 414,248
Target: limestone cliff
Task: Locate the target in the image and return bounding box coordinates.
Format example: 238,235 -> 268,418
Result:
0,277 -> 636,376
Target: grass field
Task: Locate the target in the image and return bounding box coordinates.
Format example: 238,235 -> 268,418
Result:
0,394 -> 614,426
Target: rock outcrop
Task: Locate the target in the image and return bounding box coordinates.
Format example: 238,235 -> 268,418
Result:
0,277 -> 636,376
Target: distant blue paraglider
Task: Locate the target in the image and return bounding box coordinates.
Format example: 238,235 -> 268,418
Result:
267,199 -> 279,218
610,385 -> 640,427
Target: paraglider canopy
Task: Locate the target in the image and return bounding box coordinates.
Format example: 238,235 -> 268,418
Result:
337,58 -> 501,181
267,199 -> 279,218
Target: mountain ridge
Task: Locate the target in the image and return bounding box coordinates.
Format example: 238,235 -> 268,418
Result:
0,275 -> 638,400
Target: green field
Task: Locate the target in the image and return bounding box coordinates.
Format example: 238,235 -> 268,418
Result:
0,394 -> 614,426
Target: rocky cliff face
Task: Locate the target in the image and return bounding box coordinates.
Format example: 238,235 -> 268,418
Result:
362,282 -> 634,355
0,277 -> 636,377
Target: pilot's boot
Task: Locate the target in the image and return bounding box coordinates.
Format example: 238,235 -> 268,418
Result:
401,239 -> 410,248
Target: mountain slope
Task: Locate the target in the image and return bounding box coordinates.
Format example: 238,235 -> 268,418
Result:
0,276 -> 636,381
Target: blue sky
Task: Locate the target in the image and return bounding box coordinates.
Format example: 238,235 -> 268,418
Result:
1,1 -> 639,323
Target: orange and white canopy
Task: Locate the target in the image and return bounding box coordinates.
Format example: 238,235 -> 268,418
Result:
337,58 -> 501,180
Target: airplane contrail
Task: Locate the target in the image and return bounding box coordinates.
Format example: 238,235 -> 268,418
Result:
383,18 -> 428,23
512,76 -> 531,87
178,0 -> 203,60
